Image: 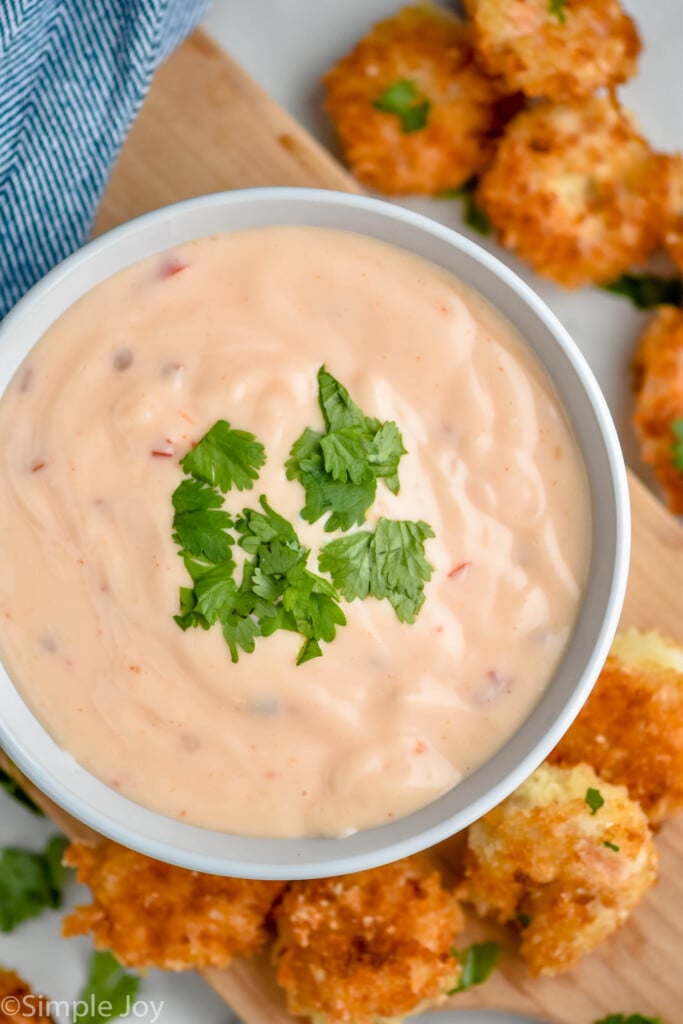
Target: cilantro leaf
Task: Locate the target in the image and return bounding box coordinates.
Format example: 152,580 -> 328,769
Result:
0,767 -> 44,816
372,80 -> 431,133
319,531 -> 374,601
602,274 -> 683,310
585,787 -> 605,815
672,419 -> 683,471
174,586 -> 210,631
193,563 -> 239,624
180,420 -> 265,492
594,1017 -> 663,1024
448,941 -> 501,993
288,367 -> 407,530
317,366 -> 366,431
548,0 -> 567,22
604,840 -> 621,852
371,518 -> 435,622
171,477 -> 224,513
222,614 -> 261,663
74,950 -> 140,1024
172,508 -> 235,563
0,834 -> 69,932
444,178 -> 493,236
320,517 -> 434,623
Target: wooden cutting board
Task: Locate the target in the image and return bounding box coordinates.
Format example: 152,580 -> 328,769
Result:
5,27 -> 683,1024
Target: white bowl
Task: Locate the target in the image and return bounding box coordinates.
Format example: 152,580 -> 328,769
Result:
0,189 -> 630,878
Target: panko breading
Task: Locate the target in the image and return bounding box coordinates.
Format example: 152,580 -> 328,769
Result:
0,970 -> 52,1024
62,840 -> 285,971
663,154 -> 683,273
476,97 -> 670,287
551,630 -> 683,823
632,307 -> 683,513
273,856 -> 464,1024
464,0 -> 640,101
458,763 -> 657,976
323,5 -> 519,196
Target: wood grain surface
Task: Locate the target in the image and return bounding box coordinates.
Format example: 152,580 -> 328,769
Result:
5,28 -> 683,1024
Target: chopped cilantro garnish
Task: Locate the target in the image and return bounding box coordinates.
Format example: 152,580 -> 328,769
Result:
74,950 -> 140,1024
0,766 -> 43,816
595,1016 -> 664,1024
171,368 -> 435,663
180,419 -> 265,492
672,419 -> 683,472
516,912 -> 532,927
372,79 -> 431,133
602,274 -> 683,310
437,178 -> 493,236
448,941 -> 501,993
319,518 -> 434,623
287,367 -> 407,531
0,835 -> 69,932
548,0 -> 567,22
604,840 -> 621,852
585,787 -> 605,815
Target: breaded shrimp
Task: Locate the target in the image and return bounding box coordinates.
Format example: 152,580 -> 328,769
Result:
62,840 -> 285,971
464,0 -> 640,100
323,5 -> 519,196
0,970 -> 52,1024
458,763 -> 657,976
273,856 -> 464,1024
663,154 -> 683,273
476,97 -> 670,287
551,630 -> 683,822
632,307 -> 683,513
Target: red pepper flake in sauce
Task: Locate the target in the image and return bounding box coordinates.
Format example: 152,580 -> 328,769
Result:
113,348 -> 133,371
448,561 -> 471,580
159,255 -> 189,279
18,368 -> 34,393
30,460 -> 46,473
414,740 -> 427,755
151,439 -> 175,458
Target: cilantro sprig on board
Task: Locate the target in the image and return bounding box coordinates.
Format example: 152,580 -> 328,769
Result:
372,80 -> 431,134
0,835 -> 69,932
74,951 -> 140,1024
286,366 -> 406,531
172,366 -> 434,664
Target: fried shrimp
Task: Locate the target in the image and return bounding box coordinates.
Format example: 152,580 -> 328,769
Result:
62,840 -> 285,970
323,5 -> 518,195
458,763 -> 657,976
464,0 -> 640,100
663,154 -> 683,273
632,307 -> 683,514
551,630 -> 683,822
0,970 -> 52,1024
476,97 -> 670,287
273,856 -> 464,1024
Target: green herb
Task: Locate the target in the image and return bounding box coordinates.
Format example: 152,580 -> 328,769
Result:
74,950 -> 140,1024
437,178 -> 493,236
0,835 -> 68,932
585,787 -> 605,815
604,840 -> 621,852
0,767 -> 44,816
594,1016 -> 664,1024
180,420 -> 265,492
516,912 -> 532,927
287,367 -> 406,532
548,0 -> 567,22
319,517 -> 434,623
372,79 -> 431,133
672,419 -> 683,472
602,274 -> 683,310
448,941 -> 501,994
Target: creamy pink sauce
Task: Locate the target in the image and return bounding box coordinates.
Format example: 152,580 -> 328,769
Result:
0,227 -> 590,837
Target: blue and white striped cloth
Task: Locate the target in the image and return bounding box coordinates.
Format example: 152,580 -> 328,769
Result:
0,0 -> 210,318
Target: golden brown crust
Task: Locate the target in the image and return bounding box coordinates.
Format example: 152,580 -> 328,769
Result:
632,306 -> 683,514
323,5 -> 519,195
551,630 -> 683,822
0,971 -> 52,1024
663,154 -> 683,273
476,97 -> 670,287
457,763 -> 657,976
62,840 -> 285,971
273,856 -> 464,1024
466,0 -> 640,100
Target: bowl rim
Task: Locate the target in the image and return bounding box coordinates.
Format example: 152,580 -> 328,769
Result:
0,187 -> 630,878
